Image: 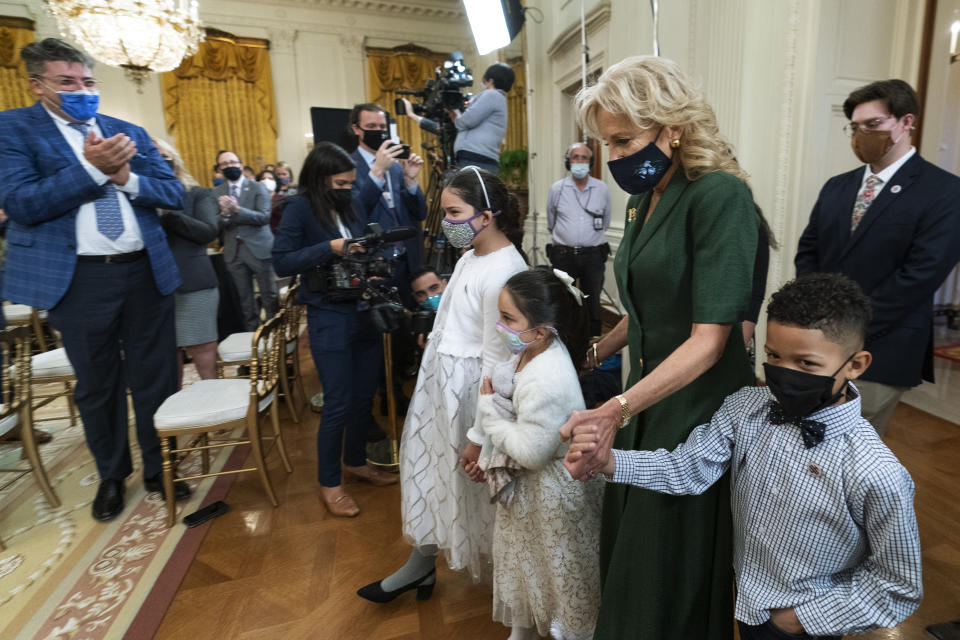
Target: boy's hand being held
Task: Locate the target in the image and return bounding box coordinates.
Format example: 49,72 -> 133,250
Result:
564,425 -> 615,479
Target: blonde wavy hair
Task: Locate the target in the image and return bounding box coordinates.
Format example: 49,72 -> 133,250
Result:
575,56 -> 749,184
151,137 -> 199,189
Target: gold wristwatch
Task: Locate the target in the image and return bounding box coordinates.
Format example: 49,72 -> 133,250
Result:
614,394 -> 631,428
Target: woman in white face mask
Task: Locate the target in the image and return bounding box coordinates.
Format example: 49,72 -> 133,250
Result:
256,169 -> 277,193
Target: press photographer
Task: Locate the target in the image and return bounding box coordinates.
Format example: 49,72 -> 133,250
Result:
408,265 -> 448,349
400,60 -> 515,175
348,102 -> 427,308
272,141 -> 400,518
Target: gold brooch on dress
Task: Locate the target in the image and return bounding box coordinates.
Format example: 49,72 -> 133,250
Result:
627,208 -> 637,223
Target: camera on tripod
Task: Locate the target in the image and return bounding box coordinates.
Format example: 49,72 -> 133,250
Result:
305,223 -> 418,332
396,51 -> 473,122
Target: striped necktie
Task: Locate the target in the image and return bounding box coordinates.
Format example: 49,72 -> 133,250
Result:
68,122 -> 125,241
851,174 -> 882,232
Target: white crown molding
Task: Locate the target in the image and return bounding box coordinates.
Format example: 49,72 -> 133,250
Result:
233,0 -> 464,21
546,1 -> 612,59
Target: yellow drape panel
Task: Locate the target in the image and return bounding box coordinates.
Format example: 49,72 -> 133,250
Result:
503,59 -> 527,152
367,47 -> 447,192
161,32 -> 277,187
0,18 -> 36,112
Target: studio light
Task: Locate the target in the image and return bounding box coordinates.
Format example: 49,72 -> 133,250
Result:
463,0 -> 525,56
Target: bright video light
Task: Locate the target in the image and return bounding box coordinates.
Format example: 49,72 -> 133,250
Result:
463,0 -> 511,55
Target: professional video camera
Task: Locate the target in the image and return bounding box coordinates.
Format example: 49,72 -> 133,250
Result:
304,222 -> 417,333
397,52 -> 474,122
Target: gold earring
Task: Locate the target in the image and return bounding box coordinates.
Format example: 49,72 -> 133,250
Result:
670,139 -> 681,148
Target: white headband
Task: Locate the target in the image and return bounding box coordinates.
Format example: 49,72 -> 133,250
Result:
462,165 -> 492,210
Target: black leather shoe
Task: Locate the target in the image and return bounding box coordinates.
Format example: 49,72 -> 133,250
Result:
357,568 -> 436,603
92,479 -> 125,521
144,473 -> 192,501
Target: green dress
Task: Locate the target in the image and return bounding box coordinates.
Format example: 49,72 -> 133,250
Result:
595,170 -> 758,639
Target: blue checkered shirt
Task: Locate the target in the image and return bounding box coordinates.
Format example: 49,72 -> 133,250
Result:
610,384 -> 922,636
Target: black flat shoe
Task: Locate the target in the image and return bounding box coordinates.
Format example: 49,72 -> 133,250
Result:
144,473 -> 192,501
92,479 -> 125,521
356,568 -> 436,603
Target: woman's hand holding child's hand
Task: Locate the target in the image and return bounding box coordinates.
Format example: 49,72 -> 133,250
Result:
564,423 -> 615,479
459,441 -> 485,483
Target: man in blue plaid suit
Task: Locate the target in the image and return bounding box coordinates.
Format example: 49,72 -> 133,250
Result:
0,39 -> 190,521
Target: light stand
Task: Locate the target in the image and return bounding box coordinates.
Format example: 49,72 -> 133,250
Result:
369,332 -> 399,470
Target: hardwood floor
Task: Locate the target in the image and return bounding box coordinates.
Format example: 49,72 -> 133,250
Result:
156,341 -> 960,640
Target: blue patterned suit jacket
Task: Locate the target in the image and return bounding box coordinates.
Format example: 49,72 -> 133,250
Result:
0,102 -> 184,310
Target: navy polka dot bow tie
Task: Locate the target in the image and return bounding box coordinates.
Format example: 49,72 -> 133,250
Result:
768,402 -> 826,449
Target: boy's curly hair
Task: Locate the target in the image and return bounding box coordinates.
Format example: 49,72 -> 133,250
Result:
767,273 -> 872,347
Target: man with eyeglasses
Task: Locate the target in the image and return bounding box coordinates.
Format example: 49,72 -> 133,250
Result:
796,79 -> 960,435
212,149 -> 278,331
0,38 -> 189,521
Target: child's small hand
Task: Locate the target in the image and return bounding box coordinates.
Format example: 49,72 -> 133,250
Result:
464,461 -> 486,483
459,441 -> 482,474
480,376 -> 494,395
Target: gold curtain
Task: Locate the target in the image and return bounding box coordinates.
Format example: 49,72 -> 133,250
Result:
367,45 -> 447,192
503,57 -> 527,151
161,29 -> 277,187
0,17 -> 36,112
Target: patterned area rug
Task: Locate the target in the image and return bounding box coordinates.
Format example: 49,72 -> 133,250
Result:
0,381 -> 244,640
934,343 -> 960,364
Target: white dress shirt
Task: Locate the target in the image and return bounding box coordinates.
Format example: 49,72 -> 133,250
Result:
44,105 -> 144,255
859,146 -> 916,195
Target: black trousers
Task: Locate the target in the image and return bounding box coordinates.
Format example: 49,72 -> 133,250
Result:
549,248 -> 607,336
738,620 -> 841,640
47,256 -> 178,482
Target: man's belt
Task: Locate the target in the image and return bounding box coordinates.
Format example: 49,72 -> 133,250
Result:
77,249 -> 147,264
551,243 -> 609,256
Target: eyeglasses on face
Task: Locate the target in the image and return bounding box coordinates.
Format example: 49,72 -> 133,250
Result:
34,75 -> 101,90
842,114 -> 896,137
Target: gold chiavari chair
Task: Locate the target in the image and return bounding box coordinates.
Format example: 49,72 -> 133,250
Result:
278,281 -> 307,423
152,312 -> 292,527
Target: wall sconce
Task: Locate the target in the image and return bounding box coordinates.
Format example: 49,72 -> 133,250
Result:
951,20 -> 960,64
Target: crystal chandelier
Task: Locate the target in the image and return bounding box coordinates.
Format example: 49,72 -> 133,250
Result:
45,0 -> 204,87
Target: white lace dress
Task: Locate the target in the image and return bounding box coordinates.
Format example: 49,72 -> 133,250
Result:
399,244 -> 527,582
471,341 -> 604,640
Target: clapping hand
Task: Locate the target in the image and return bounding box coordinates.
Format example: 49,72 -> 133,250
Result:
217,194 -> 238,216
83,130 -> 136,183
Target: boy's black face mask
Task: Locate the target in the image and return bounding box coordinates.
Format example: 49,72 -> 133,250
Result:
762,354 -> 854,419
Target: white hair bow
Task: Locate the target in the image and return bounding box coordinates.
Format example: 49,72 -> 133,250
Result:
553,268 -> 586,306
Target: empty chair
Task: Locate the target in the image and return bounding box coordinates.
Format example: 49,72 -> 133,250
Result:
153,313 -> 292,527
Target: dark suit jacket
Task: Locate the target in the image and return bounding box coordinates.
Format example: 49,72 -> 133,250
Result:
795,153 -> 960,386
213,178 -> 274,261
162,187 -> 219,292
0,102 -> 184,309
350,150 -> 427,272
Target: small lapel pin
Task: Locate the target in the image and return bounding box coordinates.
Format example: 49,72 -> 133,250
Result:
808,463 -> 820,476
890,185 -> 902,194
627,208 -> 637,223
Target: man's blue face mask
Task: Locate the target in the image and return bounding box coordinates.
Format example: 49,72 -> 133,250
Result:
57,89 -> 100,122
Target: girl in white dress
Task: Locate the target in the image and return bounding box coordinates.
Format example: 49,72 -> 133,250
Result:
357,166 -> 527,602
464,266 -> 603,640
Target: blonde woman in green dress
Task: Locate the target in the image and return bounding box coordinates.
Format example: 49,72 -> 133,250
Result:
560,56 -> 774,639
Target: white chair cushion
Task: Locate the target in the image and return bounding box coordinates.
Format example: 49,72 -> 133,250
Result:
32,348 -> 74,378
4,304 -> 33,322
286,340 -> 297,355
0,406 -> 18,437
279,285 -> 289,299
218,332 -> 254,362
153,379 -> 274,429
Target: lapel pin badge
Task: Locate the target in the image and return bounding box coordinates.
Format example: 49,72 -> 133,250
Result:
808,463 -> 820,476
890,185 -> 902,194
627,208 -> 637,223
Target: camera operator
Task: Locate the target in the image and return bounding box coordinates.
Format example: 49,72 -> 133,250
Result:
272,141 -> 398,519
408,265 -> 447,349
401,63 -> 514,175
348,103 -> 427,307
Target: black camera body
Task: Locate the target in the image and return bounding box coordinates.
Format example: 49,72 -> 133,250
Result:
398,52 -> 473,122
410,308 -> 436,336
305,223 -> 417,333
